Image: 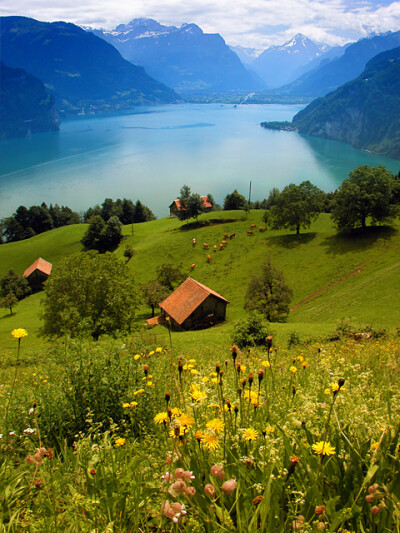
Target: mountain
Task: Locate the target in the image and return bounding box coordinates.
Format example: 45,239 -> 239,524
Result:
0,16 -> 178,115
229,46 -> 262,66
91,19 -> 266,93
0,61 -> 59,139
289,48 -> 400,159
251,34 -> 330,88
281,31 -> 400,97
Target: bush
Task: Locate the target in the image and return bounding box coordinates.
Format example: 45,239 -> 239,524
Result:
232,312 -> 273,348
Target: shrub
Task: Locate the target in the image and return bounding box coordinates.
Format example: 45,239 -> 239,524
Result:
232,312 -> 272,348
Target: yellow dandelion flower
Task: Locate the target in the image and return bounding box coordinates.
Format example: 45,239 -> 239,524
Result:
191,389 -> 207,402
302,361 -> 308,368
195,430 -> 204,441
134,389 -> 145,395
115,437 -> 126,447
146,381 -> 153,387
148,351 -> 155,356
243,428 -> 259,441
261,360 -> 270,368
190,369 -> 198,375
211,378 -> 218,384
330,383 -> 340,392
154,412 -> 169,424
122,403 -> 130,409
11,328 -> 28,339
207,403 -> 220,410
201,433 -> 220,450
297,355 -> 304,362
240,365 -> 246,373
289,366 -> 297,374
324,388 -> 331,395
170,407 -> 182,416
134,354 -> 140,360
189,359 -> 196,364
210,372 -> 218,378
206,418 -> 224,434
130,401 -> 138,407
312,441 -> 336,456
155,347 -> 163,353
177,414 -> 195,428
371,442 -> 380,450
203,377 -> 209,383
265,426 -> 275,434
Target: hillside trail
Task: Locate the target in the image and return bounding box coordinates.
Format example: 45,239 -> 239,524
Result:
290,261 -> 400,312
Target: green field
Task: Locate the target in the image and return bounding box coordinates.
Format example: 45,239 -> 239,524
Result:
1,210 -> 400,352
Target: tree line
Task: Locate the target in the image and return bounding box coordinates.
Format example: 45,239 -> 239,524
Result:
0,197 -> 155,244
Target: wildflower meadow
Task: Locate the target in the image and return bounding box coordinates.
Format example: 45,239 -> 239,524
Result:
1,327 -> 399,532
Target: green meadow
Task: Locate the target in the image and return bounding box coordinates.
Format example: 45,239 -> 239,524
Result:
1,210 -> 399,352
1,211 -> 400,532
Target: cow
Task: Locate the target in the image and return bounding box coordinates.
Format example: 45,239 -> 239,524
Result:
207,254 -> 211,263
192,238 -> 196,247
222,240 -> 228,246
203,243 -> 209,249
213,245 -> 217,252
247,231 -> 254,235
229,233 -> 236,239
224,233 -> 228,239
259,226 -> 264,232
251,224 -> 257,228
219,243 -> 224,250
190,263 -> 195,271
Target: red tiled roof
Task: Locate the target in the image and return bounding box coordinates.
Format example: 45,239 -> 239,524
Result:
146,316 -> 165,326
23,257 -> 52,278
169,197 -> 212,211
159,277 -> 229,325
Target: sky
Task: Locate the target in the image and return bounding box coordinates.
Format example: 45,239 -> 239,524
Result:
1,0 -> 399,49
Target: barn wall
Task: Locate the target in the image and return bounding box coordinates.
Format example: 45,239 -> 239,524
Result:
181,295 -> 227,330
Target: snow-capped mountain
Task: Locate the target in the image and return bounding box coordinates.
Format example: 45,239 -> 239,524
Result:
90,19 -> 265,93
252,34 -> 330,88
229,45 -> 262,66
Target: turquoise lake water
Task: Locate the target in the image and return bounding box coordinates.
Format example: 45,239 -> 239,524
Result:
0,103 -> 398,218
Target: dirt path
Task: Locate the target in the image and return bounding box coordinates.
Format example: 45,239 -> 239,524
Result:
290,262 -> 367,312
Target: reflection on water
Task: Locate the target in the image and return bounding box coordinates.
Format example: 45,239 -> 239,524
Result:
0,104 -> 398,218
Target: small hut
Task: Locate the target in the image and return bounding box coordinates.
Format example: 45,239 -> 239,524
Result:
169,197 -> 213,218
23,257 -> 52,291
158,277 -> 229,330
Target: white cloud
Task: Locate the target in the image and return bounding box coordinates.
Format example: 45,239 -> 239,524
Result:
1,0 -> 399,48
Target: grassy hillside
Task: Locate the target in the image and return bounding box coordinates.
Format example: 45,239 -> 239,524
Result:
1,210 -> 399,352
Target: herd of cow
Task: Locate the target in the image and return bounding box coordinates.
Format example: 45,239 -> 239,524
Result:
188,224 -> 265,272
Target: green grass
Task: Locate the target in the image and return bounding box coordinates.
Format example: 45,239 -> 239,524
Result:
1,211 -> 400,352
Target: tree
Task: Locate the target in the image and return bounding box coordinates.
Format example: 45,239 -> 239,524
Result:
1,291 -> 18,315
81,215 -> 106,251
40,251 -> 137,339
244,258 -> 293,322
120,198 -> 136,225
123,244 -> 135,262
331,165 -> 397,231
141,280 -> 169,317
177,185 -> 205,222
263,181 -> 324,235
28,205 -> 53,234
1,269 -> 31,301
223,189 -> 247,211
156,263 -> 185,292
102,216 -> 123,249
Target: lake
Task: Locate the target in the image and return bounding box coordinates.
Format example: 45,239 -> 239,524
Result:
0,103 -> 399,218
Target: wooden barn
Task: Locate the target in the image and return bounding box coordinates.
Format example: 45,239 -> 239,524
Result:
157,277 -> 229,330
169,197 -> 213,217
23,257 -> 52,291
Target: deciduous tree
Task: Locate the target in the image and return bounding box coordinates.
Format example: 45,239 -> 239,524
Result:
244,258 -> 293,322
331,165 -> 397,231
263,181 -> 324,235
141,280 -> 169,317
40,251 -> 137,339
223,189 -> 247,211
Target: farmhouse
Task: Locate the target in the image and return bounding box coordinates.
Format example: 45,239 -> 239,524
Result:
157,277 -> 229,330
23,257 -> 52,291
169,196 -> 213,217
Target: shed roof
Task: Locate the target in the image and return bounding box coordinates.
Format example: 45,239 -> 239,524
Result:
23,257 -> 53,278
159,277 -> 229,326
169,196 -> 212,211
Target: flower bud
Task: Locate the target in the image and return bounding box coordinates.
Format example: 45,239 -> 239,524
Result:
371,505 -> 380,515
221,479 -> 237,494
185,486 -> 196,498
253,495 -> 263,506
204,483 -> 216,498
315,505 -> 325,515
174,468 -> 185,479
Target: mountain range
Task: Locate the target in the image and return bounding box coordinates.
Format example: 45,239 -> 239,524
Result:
90,19 -> 265,93
0,16 -> 178,115
250,34 -> 330,88
280,31 -> 400,97
262,47 -> 400,159
0,61 -> 59,139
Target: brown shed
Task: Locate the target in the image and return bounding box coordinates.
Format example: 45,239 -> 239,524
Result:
169,197 -> 213,218
23,257 -> 52,291
159,277 -> 229,330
